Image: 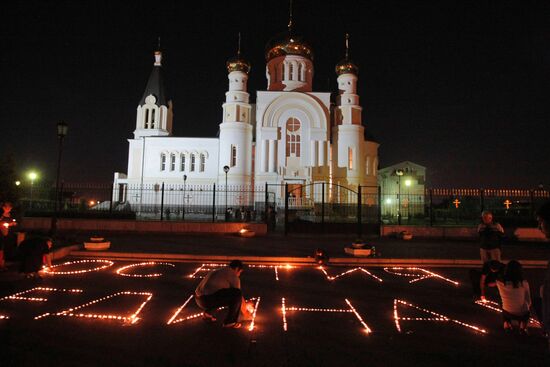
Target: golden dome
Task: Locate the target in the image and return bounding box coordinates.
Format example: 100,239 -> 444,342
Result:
226,56 -> 251,74
265,32 -> 314,62
335,58 -> 359,76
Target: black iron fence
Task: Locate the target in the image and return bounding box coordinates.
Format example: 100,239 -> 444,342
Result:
381,188 -> 550,227
17,183 -> 550,232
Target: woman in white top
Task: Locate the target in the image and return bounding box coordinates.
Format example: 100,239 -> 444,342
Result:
496,260 -> 532,334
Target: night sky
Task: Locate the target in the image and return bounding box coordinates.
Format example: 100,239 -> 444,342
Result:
2,0 -> 549,188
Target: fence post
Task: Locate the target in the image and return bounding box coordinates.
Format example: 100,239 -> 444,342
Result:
530,189 -> 535,221
160,182 -> 165,221
429,188 -> 434,226
480,188 -> 485,213
264,182 -> 269,224
321,182 -> 325,227
109,183 -> 114,215
212,183 -> 216,222
59,182 -> 64,214
284,183 -> 289,236
377,185 -> 382,226
357,185 -> 362,239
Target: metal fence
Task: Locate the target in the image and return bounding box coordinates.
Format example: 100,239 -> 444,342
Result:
18,183 -> 550,230
381,188 -> 550,227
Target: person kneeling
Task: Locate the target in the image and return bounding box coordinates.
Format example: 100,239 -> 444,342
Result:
496,260 -> 532,334
195,260 -> 245,329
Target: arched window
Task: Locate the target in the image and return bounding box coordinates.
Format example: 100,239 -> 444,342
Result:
180,154 -> 186,171
200,153 -> 206,172
190,154 -> 196,172
170,153 -> 176,171
151,109 -> 156,128
230,145 -> 237,167
348,148 -> 354,170
285,118 -> 301,158
297,63 -> 303,81
145,109 -> 150,128
160,153 -> 166,171
289,62 -> 294,80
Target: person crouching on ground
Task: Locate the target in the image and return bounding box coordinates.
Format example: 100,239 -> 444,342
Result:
496,260 -> 531,334
536,201 -> 550,348
477,210 -> 504,262
18,236 -> 52,279
469,259 -> 505,301
195,260 -> 245,329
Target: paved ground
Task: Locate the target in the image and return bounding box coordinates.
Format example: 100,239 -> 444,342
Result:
2,258 -> 550,367
54,232 -> 550,260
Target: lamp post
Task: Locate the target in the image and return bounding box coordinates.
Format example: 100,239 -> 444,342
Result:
404,178 -> 412,222
223,165 -> 230,222
28,171 -> 38,209
51,121 -> 68,235
182,174 -> 187,220
395,169 -> 404,225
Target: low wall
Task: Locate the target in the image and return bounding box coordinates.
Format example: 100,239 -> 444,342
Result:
381,225 -> 477,239
381,225 -> 548,242
22,217 -> 267,236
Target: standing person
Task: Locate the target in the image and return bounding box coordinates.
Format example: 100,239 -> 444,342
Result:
536,202 -> 550,348
18,236 -> 52,279
469,260 -> 505,301
0,202 -> 16,271
195,260 -> 245,328
477,210 -> 504,262
496,260 -> 532,334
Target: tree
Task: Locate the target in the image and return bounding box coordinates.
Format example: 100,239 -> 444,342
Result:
0,154 -> 20,204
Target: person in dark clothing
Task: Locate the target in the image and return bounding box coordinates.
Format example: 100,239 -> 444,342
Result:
0,201 -> 16,270
18,236 -> 52,278
477,211 -> 504,262
469,260 -> 505,301
194,260 -> 245,328
536,202 -> 550,349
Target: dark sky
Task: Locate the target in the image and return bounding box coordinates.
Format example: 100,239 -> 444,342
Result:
2,0 -> 549,188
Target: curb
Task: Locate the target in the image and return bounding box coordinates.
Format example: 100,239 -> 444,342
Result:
69,250 -> 549,268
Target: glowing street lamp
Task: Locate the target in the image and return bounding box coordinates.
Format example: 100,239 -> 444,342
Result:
15,181 -> 21,186
27,171 -> 38,208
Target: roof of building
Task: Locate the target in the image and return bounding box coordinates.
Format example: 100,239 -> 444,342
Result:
139,54 -> 169,107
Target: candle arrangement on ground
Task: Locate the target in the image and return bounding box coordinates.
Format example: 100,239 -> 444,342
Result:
115,262 -> 176,278
43,259 -> 114,275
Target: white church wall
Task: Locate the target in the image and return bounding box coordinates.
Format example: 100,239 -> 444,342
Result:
125,137 -> 219,185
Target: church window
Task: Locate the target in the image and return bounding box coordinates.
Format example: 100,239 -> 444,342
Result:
200,154 -> 206,172
180,154 -> 186,171
160,153 -> 166,171
170,153 -> 176,171
348,147 -> 354,170
285,118 -> 301,158
145,109 -> 150,128
289,63 -> 294,80
297,63 -> 303,81
151,109 -> 156,128
230,145 -> 237,167
190,154 -> 196,172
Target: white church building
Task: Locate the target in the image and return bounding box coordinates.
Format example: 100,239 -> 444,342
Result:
113,27 -> 379,210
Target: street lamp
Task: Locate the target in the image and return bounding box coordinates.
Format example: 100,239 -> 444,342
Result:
27,171 -> 38,208
223,165 -> 230,222
395,169 -> 404,225
182,174 -> 187,220
51,121 -> 68,235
